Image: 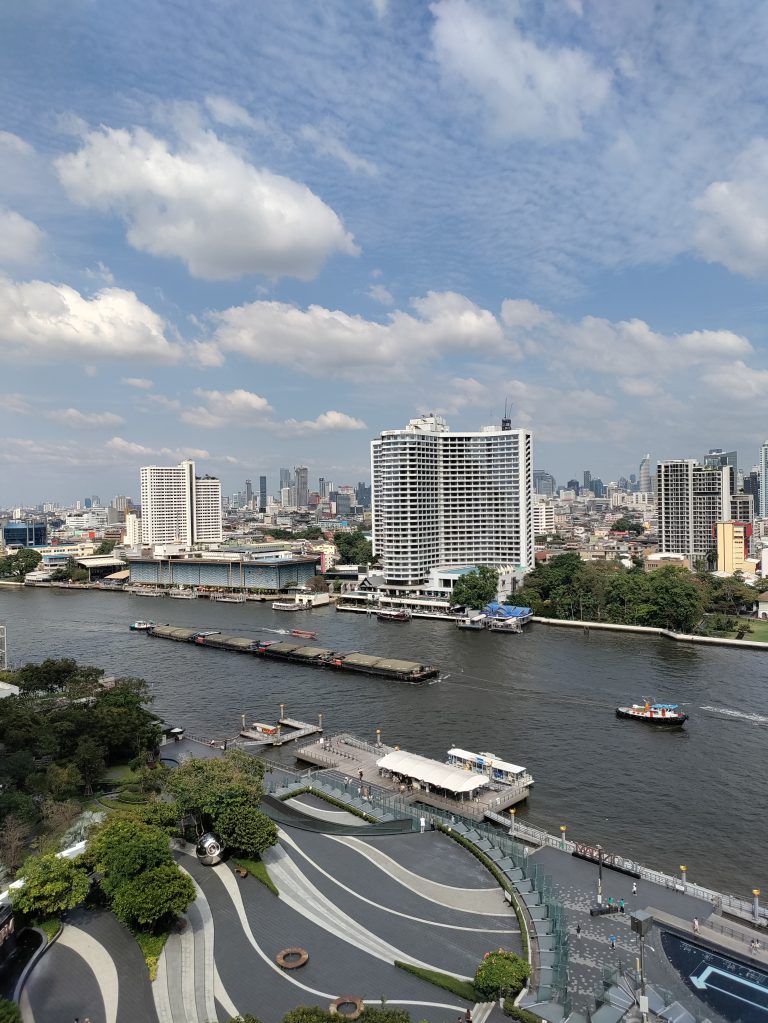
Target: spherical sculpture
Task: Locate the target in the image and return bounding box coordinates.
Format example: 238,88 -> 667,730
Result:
196,832 -> 224,866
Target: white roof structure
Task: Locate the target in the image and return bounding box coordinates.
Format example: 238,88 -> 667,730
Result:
377,750 -> 488,793
448,748 -> 526,776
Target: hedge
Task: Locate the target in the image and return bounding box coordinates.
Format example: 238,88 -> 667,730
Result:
278,787 -> 379,824
394,960 -> 477,1002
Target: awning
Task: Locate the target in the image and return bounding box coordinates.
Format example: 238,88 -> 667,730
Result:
377,750 -> 487,793
104,569 -> 130,580
447,748 -> 526,776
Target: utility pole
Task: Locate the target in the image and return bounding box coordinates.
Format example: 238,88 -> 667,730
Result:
0,624 -> 6,671
597,843 -> 603,905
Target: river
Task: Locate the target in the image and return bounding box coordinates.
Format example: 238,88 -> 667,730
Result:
1,587 -> 765,897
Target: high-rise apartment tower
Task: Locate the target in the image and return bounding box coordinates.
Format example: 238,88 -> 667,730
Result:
139,460 -> 222,546
656,460 -> 731,564
371,414 -> 533,587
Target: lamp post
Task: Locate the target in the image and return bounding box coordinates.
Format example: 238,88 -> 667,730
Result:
597,843 -> 603,905
560,825 -> 567,849
680,864 -> 687,887
753,889 -> 761,922
509,807 -> 516,840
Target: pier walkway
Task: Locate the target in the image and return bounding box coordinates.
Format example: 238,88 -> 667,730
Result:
296,733 -> 528,820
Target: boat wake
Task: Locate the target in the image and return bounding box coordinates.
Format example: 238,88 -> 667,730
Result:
701,705 -> 768,724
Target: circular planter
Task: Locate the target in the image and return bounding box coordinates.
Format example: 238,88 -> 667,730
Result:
330,996 -> 365,1019
276,947 -> 309,970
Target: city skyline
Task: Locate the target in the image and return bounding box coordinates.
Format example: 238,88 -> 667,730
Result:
4,2 -> 768,502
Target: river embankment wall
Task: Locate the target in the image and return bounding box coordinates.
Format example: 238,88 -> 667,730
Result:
532,616 -> 768,650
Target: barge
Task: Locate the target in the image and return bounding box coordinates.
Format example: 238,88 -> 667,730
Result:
145,625 -> 438,683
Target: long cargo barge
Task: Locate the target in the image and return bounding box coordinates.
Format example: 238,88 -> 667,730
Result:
145,625 -> 439,683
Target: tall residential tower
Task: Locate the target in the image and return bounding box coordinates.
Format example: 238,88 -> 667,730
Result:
139,460 -> 222,546
371,414 -> 533,587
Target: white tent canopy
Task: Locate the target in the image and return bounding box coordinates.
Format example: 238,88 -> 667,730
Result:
447,748 -> 526,776
377,750 -> 488,794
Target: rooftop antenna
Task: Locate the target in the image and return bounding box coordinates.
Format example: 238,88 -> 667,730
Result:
501,396 -> 512,431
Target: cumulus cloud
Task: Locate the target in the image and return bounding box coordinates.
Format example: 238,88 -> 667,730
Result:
694,139 -> 768,277
0,208 -> 45,265
105,436 -> 210,460
0,276 -> 180,362
367,284 -> 394,305
47,408 -> 125,428
430,0 -> 611,140
0,393 -> 33,415
279,411 -> 368,435
55,124 -> 359,281
209,290 -> 512,380
300,125 -> 378,176
180,388 -> 274,428
122,377 -> 154,390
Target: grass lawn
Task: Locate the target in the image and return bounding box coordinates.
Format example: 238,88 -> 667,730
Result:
708,619 -> 768,642
232,857 -> 279,896
103,764 -> 139,783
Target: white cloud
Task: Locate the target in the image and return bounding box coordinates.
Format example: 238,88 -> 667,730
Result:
122,377 -> 154,390
0,208 -> 45,265
300,125 -> 378,176
369,0 -> 388,16
694,139 -> 768,277
47,408 -> 125,428
180,388 -> 274,428
55,124 -> 359,281
83,261 -> 115,286
0,393 -> 32,415
105,436 -> 210,460
204,95 -> 261,130
209,291 -> 511,380
0,276 -> 180,362
367,284 -> 394,306
0,132 -> 33,157
430,0 -> 611,140
279,411 -> 368,435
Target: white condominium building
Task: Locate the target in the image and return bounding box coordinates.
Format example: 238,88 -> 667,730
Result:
656,459 -> 731,564
371,414 -> 533,587
139,460 -> 222,546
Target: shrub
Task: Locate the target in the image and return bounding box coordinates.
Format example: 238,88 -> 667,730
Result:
11,854 -> 90,918
0,998 -> 21,1023
503,1001 -> 542,1022
474,951 -> 530,1000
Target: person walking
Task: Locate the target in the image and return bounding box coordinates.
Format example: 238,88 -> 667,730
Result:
576,923 -> 581,937
632,882 -> 637,896
609,934 -> 617,951
619,899 -> 625,914
420,816 -> 426,833
693,917 -> 700,934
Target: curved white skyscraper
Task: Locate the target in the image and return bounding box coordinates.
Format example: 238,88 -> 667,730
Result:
638,453 -> 652,494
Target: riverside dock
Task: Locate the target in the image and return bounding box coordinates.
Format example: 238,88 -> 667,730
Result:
240,711 -> 323,746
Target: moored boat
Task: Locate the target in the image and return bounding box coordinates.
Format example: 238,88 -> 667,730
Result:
129,620 -> 154,631
272,601 -> 304,611
376,608 -> 412,622
616,701 -> 688,726
290,629 -> 318,639
212,592 -> 246,603
169,588 -> 198,599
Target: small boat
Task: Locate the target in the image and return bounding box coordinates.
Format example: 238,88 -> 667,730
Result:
376,608 -> 412,622
456,614 -> 486,630
616,701 -> 688,727
272,601 -> 304,611
212,592 -> 246,603
169,588 -> 198,599
290,629 -> 318,639
129,620 -> 154,631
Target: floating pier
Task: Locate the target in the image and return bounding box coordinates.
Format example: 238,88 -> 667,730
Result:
146,626 -> 438,683
240,708 -> 323,746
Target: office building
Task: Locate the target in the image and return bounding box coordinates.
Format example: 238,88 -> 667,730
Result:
355,482 -> 371,509
533,470 -> 556,497
259,476 -> 267,512
1,520 -> 46,547
656,460 -> 731,565
124,511 -> 141,547
533,498 -> 555,536
566,479 -> 580,495
139,460 -> 222,546
294,466 -> 309,509
638,454 -> 652,494
279,468 -> 292,492
371,414 -> 533,587
744,469 -> 760,517
245,480 -> 253,507
760,443 -> 768,521
730,493 -> 754,525
583,470 -> 592,491
716,521 -> 751,575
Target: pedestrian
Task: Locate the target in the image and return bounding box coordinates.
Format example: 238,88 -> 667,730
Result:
465,1010 -> 473,1023
607,896 -> 613,908
619,899 -> 625,914
420,816 -> 426,833
344,776 -> 349,789
358,769 -> 363,782
576,923 -> 581,937
693,917 -> 700,934
632,882 -> 637,896
609,934 -> 616,951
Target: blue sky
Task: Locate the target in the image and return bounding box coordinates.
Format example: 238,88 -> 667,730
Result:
3,0 -> 768,504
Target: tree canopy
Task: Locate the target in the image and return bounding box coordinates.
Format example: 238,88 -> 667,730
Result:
0,548 -> 41,581
110,864 -> 196,929
474,950 -> 531,999
334,529 -> 373,566
449,566 -> 499,608
11,853 -> 90,917
88,817 -> 173,895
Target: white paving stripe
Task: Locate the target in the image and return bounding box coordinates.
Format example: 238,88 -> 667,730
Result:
57,925 -> 118,1023
328,834 -> 509,915
152,943 -> 174,1023
210,860 -> 471,1009
180,867 -> 220,1023
214,963 -> 241,1019
280,830 -> 518,933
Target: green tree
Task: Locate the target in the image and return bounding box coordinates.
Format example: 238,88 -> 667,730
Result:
72,737 -> 106,796
641,567 -> 705,632
611,517 -> 643,534
11,854 -> 90,917
334,530 -> 373,565
95,539 -> 117,555
282,1010 -> 335,1023
0,997 -> 22,1023
214,805 -> 278,858
473,950 -> 531,999
111,864 -> 195,929
3,549 -> 41,581
166,750 -> 265,815
44,763 -> 82,800
449,566 -> 499,608
88,818 -> 172,895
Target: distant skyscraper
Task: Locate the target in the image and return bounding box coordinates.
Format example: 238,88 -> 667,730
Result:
760,443 -> 768,518
139,460 -> 222,546
638,454 -> 652,494
744,468 -> 760,517
372,414 -> 533,586
245,479 -> 253,506
657,460 -> 731,563
533,470 -> 556,496
259,476 -> 267,512
583,470 -> 592,490
279,468 -> 292,492
590,477 -> 605,498
566,478 -> 580,495
294,466 -> 309,508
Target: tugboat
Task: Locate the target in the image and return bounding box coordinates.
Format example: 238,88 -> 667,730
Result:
376,608 -> 412,622
616,701 -> 688,727
129,620 -> 155,631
